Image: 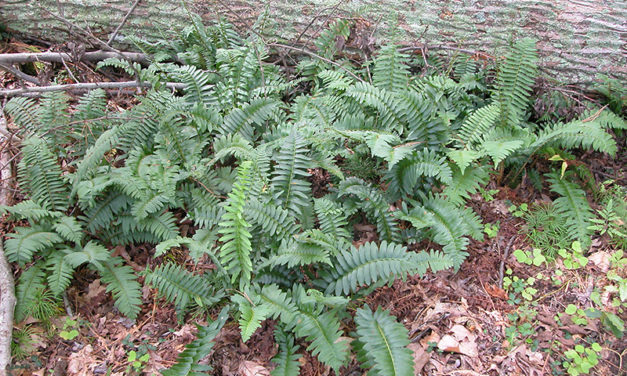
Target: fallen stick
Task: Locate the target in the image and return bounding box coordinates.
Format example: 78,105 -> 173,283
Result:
0,114 -> 16,375
0,51 -> 149,65
0,81 -> 187,97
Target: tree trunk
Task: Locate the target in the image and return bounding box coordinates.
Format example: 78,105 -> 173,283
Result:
1,0 -> 625,86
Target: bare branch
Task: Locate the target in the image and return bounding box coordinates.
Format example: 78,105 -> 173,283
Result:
0,51 -> 149,65
0,63 -> 41,85
108,0 -> 143,45
0,81 -> 186,97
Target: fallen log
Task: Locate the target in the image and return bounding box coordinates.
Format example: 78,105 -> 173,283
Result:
1,0 -> 626,86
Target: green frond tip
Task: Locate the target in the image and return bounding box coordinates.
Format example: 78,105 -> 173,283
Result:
4,225 -> 62,265
18,136 -> 69,211
232,293 -> 272,342
218,161 -> 254,286
97,257 -> 142,319
271,329 -> 301,376
161,306 -> 229,376
546,172 -> 594,246
319,241 -> 436,296
354,305 -> 414,376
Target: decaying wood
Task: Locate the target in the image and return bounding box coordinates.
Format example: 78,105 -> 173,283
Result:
1,0 -> 625,86
0,81 -> 187,97
0,51 -> 149,65
0,114 -> 16,376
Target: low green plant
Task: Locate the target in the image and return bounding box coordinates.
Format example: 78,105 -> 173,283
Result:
127,350 -> 150,373
523,203 -> 571,259
562,342 -> 601,376
513,248 -> 547,266
483,222 -> 499,238
588,199 -> 627,247
59,317 -> 79,340
503,269 -> 538,302
11,325 -> 36,360
508,203 -> 529,218
557,241 -> 588,270
479,188 -> 499,202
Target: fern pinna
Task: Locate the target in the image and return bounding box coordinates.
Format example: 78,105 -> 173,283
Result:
2,16 -> 622,375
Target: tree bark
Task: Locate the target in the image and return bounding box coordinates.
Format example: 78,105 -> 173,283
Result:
1,1 -> 626,86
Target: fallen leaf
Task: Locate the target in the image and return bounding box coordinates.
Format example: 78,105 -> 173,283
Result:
408,343 -> 430,374
67,345 -> 93,376
238,360 -> 270,376
485,284 -> 508,300
588,251 -> 610,272
437,335 -> 460,353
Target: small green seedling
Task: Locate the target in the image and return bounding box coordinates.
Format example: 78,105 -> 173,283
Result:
59,318 -> 79,341
480,188 -> 499,202
508,203 -> 529,218
558,241 -> 588,270
483,222 -> 499,238
127,350 -> 150,372
513,248 -> 546,266
563,342 -> 601,375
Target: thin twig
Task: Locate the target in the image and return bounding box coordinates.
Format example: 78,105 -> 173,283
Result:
399,44 -> 494,60
0,81 -> 186,97
268,43 -> 364,82
498,236 -> 516,289
107,0 -> 142,45
0,63 -> 41,85
0,51 -> 149,65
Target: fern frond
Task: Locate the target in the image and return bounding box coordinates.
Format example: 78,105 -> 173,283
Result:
271,329 -> 301,376
4,97 -> 41,129
256,284 -> 298,323
456,104 -> 500,147
46,251 -> 75,297
232,294 -> 271,342
346,82 -> 406,133
314,197 -> 350,244
271,129 -> 312,217
442,165 -> 489,206
293,303 -> 349,371
319,241 -> 431,296
97,257 -> 142,319
221,98 -> 279,141
246,199 -> 299,238
372,45 -> 410,92
18,136 -> 68,211
173,65 -> 215,105
353,305 -> 414,376
0,200 -> 60,222
386,148 -> 452,199
314,19 -> 351,59
71,126 -> 120,194
51,215 -> 83,243
339,178 -> 401,243
218,161 -> 254,286
546,172 -> 594,245
14,263 -> 46,322
495,38 -> 538,127
270,234 -> 332,267
161,307 -> 229,376
145,263 -> 220,317
5,226 -> 62,265
530,118 -> 617,157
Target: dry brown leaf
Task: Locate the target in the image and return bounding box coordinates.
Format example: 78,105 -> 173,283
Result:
588,251 -> 611,273
437,335 -> 460,353
67,344 -> 94,376
86,279 -> 107,301
408,343 -> 430,375
238,360 -> 271,376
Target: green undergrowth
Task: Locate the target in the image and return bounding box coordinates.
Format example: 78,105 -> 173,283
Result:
2,16 -> 625,375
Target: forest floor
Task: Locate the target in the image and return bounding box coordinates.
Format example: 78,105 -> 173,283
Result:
1,37 -> 626,376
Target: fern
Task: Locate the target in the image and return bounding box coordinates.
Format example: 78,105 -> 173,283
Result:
246,199 -> 299,238
218,161 -> 254,286
98,257 -> 142,319
145,263 -> 220,317
495,38 -> 539,127
386,148 -> 453,199
456,104 -> 501,147
372,45 -> 410,92
346,82 -> 406,133
161,307 -> 229,376
353,305 -> 414,376
221,98 -> 279,141
4,226 -> 62,265
314,197 -> 350,244
46,252 -> 75,297
271,129 -> 312,217
18,137 -> 68,211
14,263 -> 47,322
271,329 -> 301,376
546,172 -> 595,245
339,178 -> 401,243
319,241 -> 444,296
232,293 -> 272,342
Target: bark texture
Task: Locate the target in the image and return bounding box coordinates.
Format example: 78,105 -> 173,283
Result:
1,1 -> 626,86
